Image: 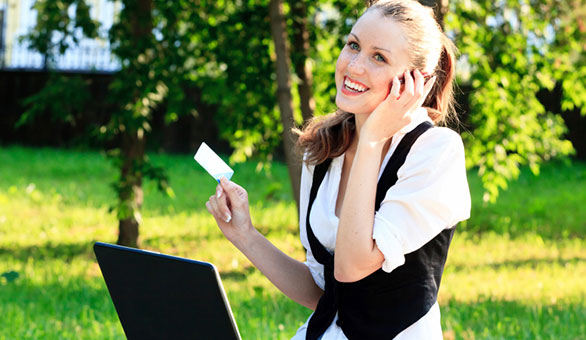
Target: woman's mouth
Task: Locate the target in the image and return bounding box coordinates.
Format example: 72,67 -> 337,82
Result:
342,77 -> 369,95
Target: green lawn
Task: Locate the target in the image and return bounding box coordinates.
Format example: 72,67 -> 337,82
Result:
0,145 -> 584,339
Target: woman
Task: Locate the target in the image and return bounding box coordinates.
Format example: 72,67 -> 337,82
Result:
206,0 -> 471,338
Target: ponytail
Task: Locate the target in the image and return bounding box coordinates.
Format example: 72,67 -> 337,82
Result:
423,35 -> 458,126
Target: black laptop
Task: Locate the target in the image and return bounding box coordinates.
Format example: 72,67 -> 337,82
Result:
93,242 -> 242,340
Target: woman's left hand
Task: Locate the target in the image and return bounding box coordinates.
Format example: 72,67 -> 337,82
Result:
361,69 -> 436,147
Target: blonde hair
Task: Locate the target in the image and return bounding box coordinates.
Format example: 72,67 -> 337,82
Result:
296,0 -> 458,165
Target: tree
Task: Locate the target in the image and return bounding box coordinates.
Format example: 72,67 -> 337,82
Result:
107,0 -> 153,247
447,0 -> 580,201
21,0 -> 285,246
269,0 -> 301,207
21,0 -> 210,247
289,0 -> 315,123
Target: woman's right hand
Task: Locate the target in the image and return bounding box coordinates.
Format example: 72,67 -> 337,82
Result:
361,69 -> 436,147
205,176 -> 255,245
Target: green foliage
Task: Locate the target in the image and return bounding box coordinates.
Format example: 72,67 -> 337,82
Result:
304,1 -> 364,117
191,0 -> 283,164
17,1 -> 97,134
22,0 -> 99,60
448,0 -> 583,202
17,74 -> 91,128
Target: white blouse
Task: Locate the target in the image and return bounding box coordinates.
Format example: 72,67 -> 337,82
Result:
291,108 -> 471,340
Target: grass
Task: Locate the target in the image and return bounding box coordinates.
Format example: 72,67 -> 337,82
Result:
0,145 -> 585,339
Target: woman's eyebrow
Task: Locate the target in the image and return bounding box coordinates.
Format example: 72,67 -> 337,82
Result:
349,32 -> 392,55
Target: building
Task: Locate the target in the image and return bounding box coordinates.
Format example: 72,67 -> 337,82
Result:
0,0 -> 120,72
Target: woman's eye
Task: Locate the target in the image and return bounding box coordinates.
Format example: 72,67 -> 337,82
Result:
374,54 -> 386,62
348,42 -> 359,50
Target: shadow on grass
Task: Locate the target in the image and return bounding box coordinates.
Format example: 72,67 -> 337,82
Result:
0,233 -> 225,262
450,256 -> 586,272
141,232 -> 224,247
0,241 -> 95,262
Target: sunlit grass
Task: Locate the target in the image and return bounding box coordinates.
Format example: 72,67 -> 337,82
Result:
0,146 -> 585,339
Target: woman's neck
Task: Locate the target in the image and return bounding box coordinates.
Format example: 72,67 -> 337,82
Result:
351,113 -> 367,149
350,112 -> 392,161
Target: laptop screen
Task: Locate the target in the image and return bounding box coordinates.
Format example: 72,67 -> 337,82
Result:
94,242 -> 241,340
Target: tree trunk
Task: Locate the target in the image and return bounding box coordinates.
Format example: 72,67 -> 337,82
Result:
288,0 -> 315,124
116,0 -> 152,248
116,131 -> 146,248
417,0 -> 448,28
269,0 -> 301,210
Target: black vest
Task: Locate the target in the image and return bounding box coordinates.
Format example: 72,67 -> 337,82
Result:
305,122 -> 455,340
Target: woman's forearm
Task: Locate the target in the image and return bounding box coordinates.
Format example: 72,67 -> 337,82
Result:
233,229 -> 324,310
207,178 -> 323,309
335,141 -> 386,282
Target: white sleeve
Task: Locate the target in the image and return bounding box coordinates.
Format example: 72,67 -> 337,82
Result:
299,161 -> 325,290
372,128 -> 471,273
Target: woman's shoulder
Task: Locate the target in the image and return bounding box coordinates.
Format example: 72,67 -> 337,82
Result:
414,125 -> 465,150
400,125 -> 466,168
301,153 -> 316,174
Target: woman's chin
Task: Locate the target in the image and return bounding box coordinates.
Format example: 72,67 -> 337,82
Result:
336,99 -> 360,115
336,103 -> 370,116
336,95 -> 378,115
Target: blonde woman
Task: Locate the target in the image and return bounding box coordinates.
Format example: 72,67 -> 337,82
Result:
206,1 -> 471,338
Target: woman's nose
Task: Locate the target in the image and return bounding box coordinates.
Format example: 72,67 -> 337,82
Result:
348,54 -> 365,75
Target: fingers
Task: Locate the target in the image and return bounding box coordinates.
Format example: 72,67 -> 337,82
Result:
207,184 -> 232,223
219,176 -> 248,209
208,195 -> 231,223
216,184 -> 232,222
395,70 -> 413,105
206,177 -> 250,225
410,74 -> 436,110
422,75 -> 437,101
401,69 -> 435,110
403,69 -> 423,108
414,69 -> 424,98
398,69 -> 414,102
388,76 -> 401,101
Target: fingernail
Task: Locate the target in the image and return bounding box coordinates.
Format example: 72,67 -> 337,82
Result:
216,188 -> 222,198
225,214 -> 232,223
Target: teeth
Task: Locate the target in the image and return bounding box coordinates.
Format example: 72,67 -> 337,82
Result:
344,78 -> 367,92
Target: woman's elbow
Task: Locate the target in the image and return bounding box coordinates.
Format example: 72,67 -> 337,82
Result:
300,287 -> 324,310
302,298 -> 319,311
334,265 -> 369,283
334,256 -> 384,283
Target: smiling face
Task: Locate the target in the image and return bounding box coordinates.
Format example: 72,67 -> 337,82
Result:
335,8 -> 411,115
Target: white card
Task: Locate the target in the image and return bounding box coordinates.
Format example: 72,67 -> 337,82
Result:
193,143 -> 234,182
